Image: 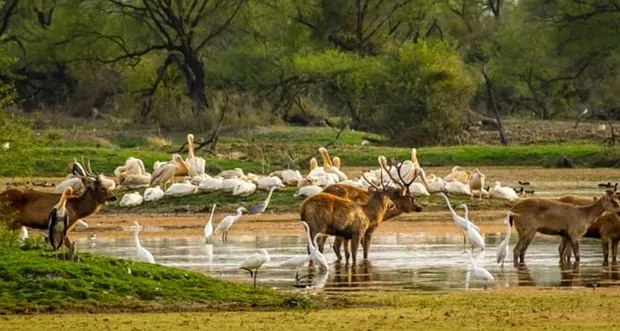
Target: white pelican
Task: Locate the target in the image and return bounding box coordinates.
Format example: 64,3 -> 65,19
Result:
240,249 -> 270,289
218,168 -> 245,179
144,185 -> 164,202
47,187 -> 72,256
119,173 -> 151,189
438,193 -> 480,247
150,158 -> 181,188
496,212 -> 512,267
204,203 -> 216,243
444,166 -> 470,184
54,177 -> 83,193
445,181 -> 472,196
281,169 -> 303,186
119,191 -> 144,207
186,134 -> 206,176
114,157 -> 146,178
153,161 -> 166,171
319,147 -> 347,181
19,226 -> 28,244
307,157 -> 325,178
410,148 -> 421,169
338,179 -> 365,188
407,182 -> 430,196
257,176 -> 285,190
465,251 -> 494,289
172,153 -> 193,177
489,181 -> 519,201
165,181 -> 197,197
198,177 -> 224,192
233,181 -> 257,197
133,221 -> 155,263
213,207 -> 248,243
294,185 -> 323,198
189,173 -> 210,185
424,173 -> 446,193
468,168 -> 486,200
459,204 -> 485,252
221,178 -> 247,192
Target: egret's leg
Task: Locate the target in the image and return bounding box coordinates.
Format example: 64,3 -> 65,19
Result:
253,269 -> 258,289
221,232 -> 225,244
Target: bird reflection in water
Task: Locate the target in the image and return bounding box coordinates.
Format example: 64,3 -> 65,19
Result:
332,260 -> 374,289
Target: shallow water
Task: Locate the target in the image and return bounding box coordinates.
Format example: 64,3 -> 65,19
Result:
78,230 -> 620,292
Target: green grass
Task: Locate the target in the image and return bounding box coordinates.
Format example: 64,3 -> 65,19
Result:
4,289 -> 620,330
0,244 -> 309,314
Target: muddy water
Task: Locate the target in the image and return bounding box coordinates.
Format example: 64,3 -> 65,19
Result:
78,229 -> 620,292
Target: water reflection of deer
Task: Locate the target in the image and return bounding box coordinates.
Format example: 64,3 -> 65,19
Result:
332,260 -> 374,289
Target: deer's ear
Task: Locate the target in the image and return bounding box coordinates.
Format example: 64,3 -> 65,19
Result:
80,176 -> 93,187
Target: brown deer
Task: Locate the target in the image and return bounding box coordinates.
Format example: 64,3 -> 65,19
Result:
322,159 -> 423,262
300,178 -> 394,265
556,195 -> 620,265
510,187 -> 620,265
0,175 -> 117,247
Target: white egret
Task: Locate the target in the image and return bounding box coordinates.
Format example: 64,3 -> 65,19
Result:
133,221 -> 155,263
239,249 -> 270,289
465,251 -> 494,289
438,193 -> 480,247
459,204 -> 485,252
213,207 -> 248,243
204,204 -> 216,243
496,212 -> 512,268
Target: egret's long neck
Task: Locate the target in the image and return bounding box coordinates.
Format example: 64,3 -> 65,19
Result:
134,229 -> 142,249
504,221 -> 512,242
440,194 -> 458,218
208,205 -> 216,224
463,206 -> 469,220
304,225 -> 315,251
264,188 -> 275,206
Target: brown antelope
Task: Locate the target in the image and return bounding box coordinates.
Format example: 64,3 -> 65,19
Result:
557,195 -> 620,265
0,175 -> 117,247
510,187 -> 620,265
300,179 -> 394,265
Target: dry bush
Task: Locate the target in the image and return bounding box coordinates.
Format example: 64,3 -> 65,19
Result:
146,135 -> 172,149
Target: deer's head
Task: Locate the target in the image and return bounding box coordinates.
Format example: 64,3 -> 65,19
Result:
81,174 -> 117,203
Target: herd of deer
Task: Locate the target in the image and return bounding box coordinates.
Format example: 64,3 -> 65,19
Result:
1,144 -> 620,273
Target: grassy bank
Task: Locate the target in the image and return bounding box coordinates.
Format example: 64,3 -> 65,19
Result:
0,245 -> 308,314
3,124 -> 619,177
4,288 -> 620,330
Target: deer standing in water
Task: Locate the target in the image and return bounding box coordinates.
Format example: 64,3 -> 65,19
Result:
0,174 -> 117,247
510,186 -> 620,265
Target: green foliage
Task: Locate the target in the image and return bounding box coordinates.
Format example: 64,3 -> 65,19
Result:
0,245 -> 309,314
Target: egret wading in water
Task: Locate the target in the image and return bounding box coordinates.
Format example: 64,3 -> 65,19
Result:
47,187 -> 73,259
204,203 -> 216,243
459,204 -> 485,252
213,207 -> 248,243
464,251 -> 494,289
133,221 -> 155,263
248,186 -> 278,220
496,212 -> 512,268
438,193 -> 480,248
240,249 -> 270,289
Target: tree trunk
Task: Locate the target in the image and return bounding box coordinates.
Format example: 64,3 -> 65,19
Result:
185,53 -> 209,117
482,65 -> 508,146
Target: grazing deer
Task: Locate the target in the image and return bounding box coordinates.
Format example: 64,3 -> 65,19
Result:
300,180 -> 394,265
510,187 -> 620,265
557,195 -> 620,265
0,175 -> 117,247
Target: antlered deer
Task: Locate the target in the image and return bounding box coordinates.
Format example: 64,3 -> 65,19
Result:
300,180 -> 394,265
0,175 -> 117,247
557,195 -> 620,265
510,187 -> 620,265
321,159 -> 423,262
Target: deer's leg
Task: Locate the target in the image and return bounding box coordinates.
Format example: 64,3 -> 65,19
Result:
350,230 -> 366,265
612,239 -> 620,265
559,237 -> 571,263
332,237 -> 343,262
570,237 -> 581,262
344,239 -> 351,265
514,231 -> 535,265
602,237 -> 611,266
317,235 -> 329,253
362,228 -> 377,260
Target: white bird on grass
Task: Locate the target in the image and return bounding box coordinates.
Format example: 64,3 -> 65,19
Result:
489,181 -> 519,201
133,221 -> 155,263
19,226 -> 28,245
119,191 -> 144,207
465,251 -> 494,289
144,185 -> 164,202
213,207 -> 248,243
459,204 -> 485,252
294,185 -> 323,198
240,249 -> 270,289
438,193 -> 480,247
204,204 -> 216,243
496,212 -> 512,268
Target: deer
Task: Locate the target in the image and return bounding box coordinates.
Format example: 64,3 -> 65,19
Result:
0,174 -> 117,247
556,195 -> 620,265
300,173 -> 394,265
510,186 -> 620,265
322,157 -> 424,262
